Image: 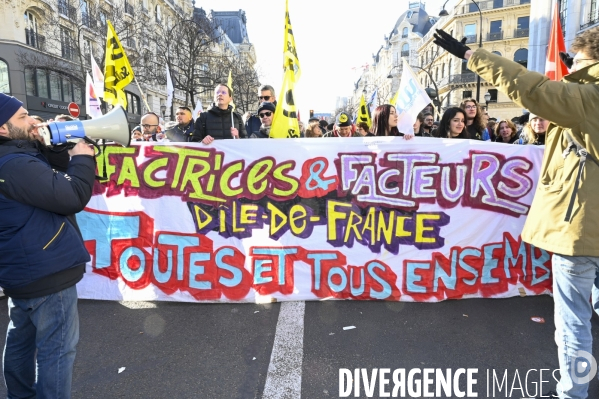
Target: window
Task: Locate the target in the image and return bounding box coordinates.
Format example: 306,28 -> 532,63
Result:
155,5 -> 162,22
489,20 -> 502,40
49,72 -> 61,100
487,89 -> 498,102
83,38 -> 92,63
61,75 -> 72,102
559,0 -> 567,38
126,92 -> 140,114
493,0 -> 503,8
516,16 -> 529,37
469,3 -> 479,12
24,11 -> 43,50
0,59 -> 9,94
80,0 -> 89,25
461,59 -> 469,73
441,63 -> 445,78
464,23 -> 477,43
60,27 -> 73,60
402,27 -> 408,38
36,69 -> 48,98
492,51 -> 502,56
448,59 -> 452,76
463,90 -> 472,99
401,43 -> 409,57
26,68 -> 83,101
99,11 -> 107,26
25,68 -> 36,96
514,48 -> 528,67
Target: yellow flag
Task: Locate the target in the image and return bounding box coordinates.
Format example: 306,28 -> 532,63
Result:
390,90 -> 400,109
103,21 -> 134,108
227,70 -> 236,110
357,94 -> 372,128
271,0 -> 301,139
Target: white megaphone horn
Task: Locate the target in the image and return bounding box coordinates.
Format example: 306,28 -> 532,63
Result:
37,106 -> 131,148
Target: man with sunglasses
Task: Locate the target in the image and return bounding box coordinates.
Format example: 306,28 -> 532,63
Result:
434,26 -> 599,399
249,102 -> 275,139
246,85 -> 277,138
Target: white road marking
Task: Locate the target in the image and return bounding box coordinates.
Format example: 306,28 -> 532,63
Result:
262,301 -> 305,399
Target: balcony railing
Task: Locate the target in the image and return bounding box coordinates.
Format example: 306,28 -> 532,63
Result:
459,0 -> 530,15
58,0 -> 77,19
487,31 -> 503,41
580,12 -> 599,30
514,28 -> 529,37
464,34 -> 477,44
25,29 -> 45,51
81,13 -> 96,28
448,73 -> 477,84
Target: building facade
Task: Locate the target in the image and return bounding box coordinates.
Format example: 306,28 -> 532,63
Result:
1,0 -> 257,128
350,1 -> 434,116
417,0 -> 531,121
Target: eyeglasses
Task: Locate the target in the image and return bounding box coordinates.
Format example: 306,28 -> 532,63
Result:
259,111 -> 272,118
215,90 -> 229,96
464,105 -> 477,110
258,96 -> 271,101
141,124 -> 158,129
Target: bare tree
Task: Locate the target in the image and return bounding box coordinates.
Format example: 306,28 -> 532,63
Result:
17,0 -> 146,87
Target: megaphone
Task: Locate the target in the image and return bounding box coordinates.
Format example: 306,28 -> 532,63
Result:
37,106 -> 131,148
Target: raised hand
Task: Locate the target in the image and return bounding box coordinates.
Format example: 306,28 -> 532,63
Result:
433,29 -> 471,60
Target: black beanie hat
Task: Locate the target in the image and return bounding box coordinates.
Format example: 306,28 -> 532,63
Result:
0,93 -> 23,127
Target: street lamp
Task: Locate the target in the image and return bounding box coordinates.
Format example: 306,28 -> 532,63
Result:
439,0 -> 483,103
484,91 -> 492,109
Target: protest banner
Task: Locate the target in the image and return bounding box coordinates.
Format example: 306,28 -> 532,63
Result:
76,138 -> 551,302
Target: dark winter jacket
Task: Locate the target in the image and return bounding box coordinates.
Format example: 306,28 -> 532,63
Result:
0,137 -> 96,298
192,104 -> 246,141
165,121 -> 194,142
245,100 -> 277,138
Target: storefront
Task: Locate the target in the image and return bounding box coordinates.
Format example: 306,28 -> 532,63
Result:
23,67 -> 86,121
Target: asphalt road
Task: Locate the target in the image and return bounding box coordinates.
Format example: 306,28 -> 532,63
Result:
0,295 -> 597,399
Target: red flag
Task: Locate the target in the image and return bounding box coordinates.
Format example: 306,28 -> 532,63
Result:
545,3 -> 568,81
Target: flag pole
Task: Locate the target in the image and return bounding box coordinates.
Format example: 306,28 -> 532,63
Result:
134,79 -> 151,113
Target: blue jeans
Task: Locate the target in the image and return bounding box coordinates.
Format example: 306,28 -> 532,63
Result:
552,254 -> 599,399
3,285 -> 79,399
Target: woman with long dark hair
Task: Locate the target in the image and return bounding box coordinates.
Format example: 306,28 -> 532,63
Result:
438,107 -> 467,138
459,98 -> 485,140
371,104 -> 413,139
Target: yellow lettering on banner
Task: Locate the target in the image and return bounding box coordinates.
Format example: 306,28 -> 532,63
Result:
220,161 -> 243,197
344,211 -> 363,242
219,207 -> 227,233
327,201 -> 351,241
395,216 -> 412,238
289,204 -> 307,235
248,159 -> 274,195
152,146 -> 212,190
361,208 -> 376,243
377,210 -> 395,244
231,201 -> 244,233
193,205 -> 213,230
267,202 -> 288,237
97,146 -> 136,182
272,162 -> 299,196
182,158 -> 225,202
240,204 -> 258,225
143,158 -> 168,188
117,157 -> 140,187
416,213 -> 440,244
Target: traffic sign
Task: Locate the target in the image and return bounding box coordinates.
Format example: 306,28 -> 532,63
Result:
68,102 -> 80,118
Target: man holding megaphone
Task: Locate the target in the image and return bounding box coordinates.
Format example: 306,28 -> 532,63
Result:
0,93 -> 95,398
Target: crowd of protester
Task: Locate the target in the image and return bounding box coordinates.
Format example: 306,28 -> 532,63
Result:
124,82 -> 547,148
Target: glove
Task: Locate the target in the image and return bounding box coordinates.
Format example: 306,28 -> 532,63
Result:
559,51 -> 574,69
433,29 -> 471,59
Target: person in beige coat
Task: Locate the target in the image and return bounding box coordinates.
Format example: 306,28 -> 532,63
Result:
434,27 -> 599,399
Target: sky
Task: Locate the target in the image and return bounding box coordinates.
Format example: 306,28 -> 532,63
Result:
194,0 -> 451,118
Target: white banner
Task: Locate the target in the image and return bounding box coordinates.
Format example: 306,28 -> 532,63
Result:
76,138 -> 551,303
